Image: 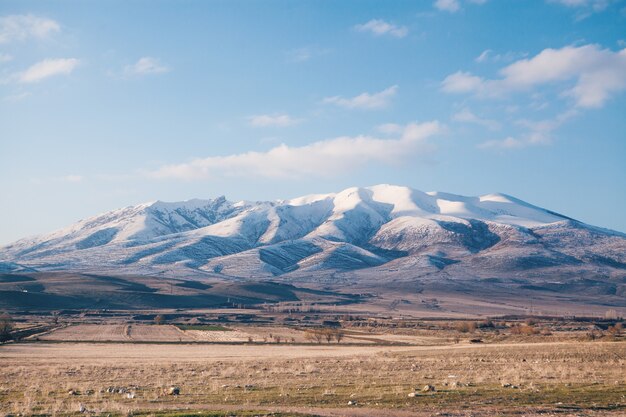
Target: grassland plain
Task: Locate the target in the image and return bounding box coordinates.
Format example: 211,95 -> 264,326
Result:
1,339 -> 624,417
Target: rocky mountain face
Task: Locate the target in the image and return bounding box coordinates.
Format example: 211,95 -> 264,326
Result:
1,185 -> 625,295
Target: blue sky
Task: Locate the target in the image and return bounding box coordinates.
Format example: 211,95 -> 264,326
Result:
1,0 -> 625,244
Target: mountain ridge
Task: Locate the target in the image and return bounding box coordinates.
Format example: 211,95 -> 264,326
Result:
1,185 -> 624,292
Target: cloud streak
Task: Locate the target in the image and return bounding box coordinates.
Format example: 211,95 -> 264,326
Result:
18,58 -> 79,83
147,121 -> 443,180
442,44 -> 626,108
354,19 -> 408,38
479,110 -> 577,149
124,57 -> 169,76
323,85 -> 398,109
0,14 -> 60,43
453,108 -> 501,130
249,114 -> 301,127
434,0 -> 461,12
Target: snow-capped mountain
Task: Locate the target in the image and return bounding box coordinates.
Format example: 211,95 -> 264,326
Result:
1,185 -> 625,288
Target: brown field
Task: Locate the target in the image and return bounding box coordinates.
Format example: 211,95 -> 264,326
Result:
36,324 -> 454,345
2,276 -> 625,417
1,338 -> 625,416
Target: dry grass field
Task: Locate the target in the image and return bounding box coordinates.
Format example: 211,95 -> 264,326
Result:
1,338 -> 624,416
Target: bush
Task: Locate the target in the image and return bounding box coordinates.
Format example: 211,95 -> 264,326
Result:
0,313 -> 13,342
154,314 -> 165,325
454,321 -> 477,333
510,324 -> 539,335
607,323 -> 623,336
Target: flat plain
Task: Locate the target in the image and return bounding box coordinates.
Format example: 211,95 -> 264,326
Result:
1,319 -> 625,417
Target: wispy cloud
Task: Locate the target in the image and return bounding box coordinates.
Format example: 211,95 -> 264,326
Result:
286,46 -> 330,63
248,114 -> 301,127
475,49 -> 528,63
453,108 -> 501,130
323,85 -> 398,110
18,58 -> 79,83
354,19 -> 408,38
124,57 -> 169,76
0,14 -> 60,43
548,0 -> 615,11
434,0 -> 489,12
147,121 -> 443,180
479,110 -> 577,149
442,44 -> 626,108
434,0 -> 461,12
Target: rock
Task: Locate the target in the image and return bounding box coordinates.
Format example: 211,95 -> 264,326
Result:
422,384 -> 436,392
168,386 -> 180,395
348,400 -> 357,406
501,383 -> 512,388
408,392 -> 417,397
78,404 -> 87,413
451,381 -> 465,388
68,389 -> 77,396
126,392 -> 135,399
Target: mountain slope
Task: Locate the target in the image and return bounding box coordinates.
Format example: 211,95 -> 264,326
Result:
1,185 -> 624,291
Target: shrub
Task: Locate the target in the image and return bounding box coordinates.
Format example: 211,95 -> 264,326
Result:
510,324 -> 539,335
454,321 -> 477,333
0,313 -> 13,342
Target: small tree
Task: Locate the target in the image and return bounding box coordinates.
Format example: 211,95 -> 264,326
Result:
608,323 -> 623,337
335,330 -> 344,344
154,314 -> 165,325
0,313 -> 14,342
324,329 -> 334,344
51,311 -> 60,325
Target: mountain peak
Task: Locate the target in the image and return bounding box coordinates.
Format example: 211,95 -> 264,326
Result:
1,185 -> 622,282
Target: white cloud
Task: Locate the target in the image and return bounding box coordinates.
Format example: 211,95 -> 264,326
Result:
442,44 -> 626,108
434,0 -> 461,12
453,108 -> 501,130
478,136 -> 525,150
249,114 -> 301,127
475,49 -> 528,63
18,58 -> 79,83
479,110 -> 577,149
354,19 -> 408,38
286,46 -> 330,62
441,72 -> 484,93
434,0 -> 489,11
0,14 -> 60,43
0,53 -> 12,63
376,123 -> 404,135
124,57 -> 169,76
475,49 -> 492,63
548,0 -> 614,11
147,121 -> 443,180
323,85 -> 398,109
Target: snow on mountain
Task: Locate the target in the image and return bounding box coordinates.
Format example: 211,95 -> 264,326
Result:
1,184 -> 624,285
